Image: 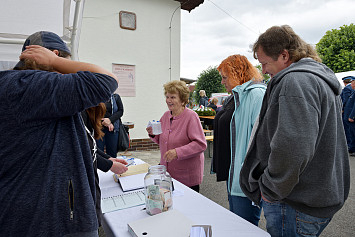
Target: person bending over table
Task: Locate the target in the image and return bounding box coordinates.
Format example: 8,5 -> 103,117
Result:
146,80 -> 207,192
81,104 -> 128,234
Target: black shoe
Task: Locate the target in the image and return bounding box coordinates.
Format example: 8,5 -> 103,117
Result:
349,152 -> 355,157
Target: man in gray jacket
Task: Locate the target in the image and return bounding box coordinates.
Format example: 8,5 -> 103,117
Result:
240,25 -> 350,236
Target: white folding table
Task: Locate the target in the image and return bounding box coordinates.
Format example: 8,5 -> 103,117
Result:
98,170 -> 270,237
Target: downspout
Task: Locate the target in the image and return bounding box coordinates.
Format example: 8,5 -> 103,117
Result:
70,0 -> 84,61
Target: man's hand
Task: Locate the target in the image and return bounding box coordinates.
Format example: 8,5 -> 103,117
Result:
349,118 -> 354,123
20,45 -> 58,66
163,149 -> 177,162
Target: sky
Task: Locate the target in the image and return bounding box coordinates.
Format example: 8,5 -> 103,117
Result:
180,0 -> 355,80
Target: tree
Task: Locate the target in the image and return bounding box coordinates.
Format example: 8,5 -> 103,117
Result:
316,24 -> 355,73
193,66 -> 226,103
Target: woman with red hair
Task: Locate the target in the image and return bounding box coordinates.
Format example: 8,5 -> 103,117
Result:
212,55 -> 266,225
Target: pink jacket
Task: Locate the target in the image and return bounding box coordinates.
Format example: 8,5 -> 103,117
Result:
151,108 -> 207,187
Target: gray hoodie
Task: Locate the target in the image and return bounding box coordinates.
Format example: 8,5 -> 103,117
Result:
239,58 -> 350,218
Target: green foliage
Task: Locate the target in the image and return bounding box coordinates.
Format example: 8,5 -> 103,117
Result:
194,66 -> 226,103
316,24 -> 355,73
256,64 -> 271,83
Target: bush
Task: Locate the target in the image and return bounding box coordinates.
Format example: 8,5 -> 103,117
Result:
194,66 -> 226,103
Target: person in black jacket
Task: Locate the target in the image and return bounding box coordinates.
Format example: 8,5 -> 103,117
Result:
341,76 -> 355,148
199,90 -> 209,107
97,93 -> 124,157
0,31 -> 119,236
81,104 -> 128,232
207,97 -> 218,111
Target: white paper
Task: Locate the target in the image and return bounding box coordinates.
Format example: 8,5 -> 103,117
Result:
101,190 -> 145,213
118,173 -> 146,192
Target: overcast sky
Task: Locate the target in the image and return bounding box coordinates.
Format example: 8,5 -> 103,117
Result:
180,0 -> 355,80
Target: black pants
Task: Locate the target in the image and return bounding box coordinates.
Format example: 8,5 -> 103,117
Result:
189,185 -> 200,193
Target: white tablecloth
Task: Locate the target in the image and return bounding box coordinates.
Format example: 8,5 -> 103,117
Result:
98,169 -> 270,237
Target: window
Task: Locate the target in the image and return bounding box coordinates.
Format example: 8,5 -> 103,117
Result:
119,11 -> 136,30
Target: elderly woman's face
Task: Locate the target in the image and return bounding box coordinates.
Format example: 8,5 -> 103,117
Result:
165,92 -> 183,113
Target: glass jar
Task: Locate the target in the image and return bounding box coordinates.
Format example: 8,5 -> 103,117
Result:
144,165 -> 173,215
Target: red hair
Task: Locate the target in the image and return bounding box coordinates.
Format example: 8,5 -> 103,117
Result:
217,55 -> 262,88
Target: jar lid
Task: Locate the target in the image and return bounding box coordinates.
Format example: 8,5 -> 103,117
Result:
148,165 -> 166,173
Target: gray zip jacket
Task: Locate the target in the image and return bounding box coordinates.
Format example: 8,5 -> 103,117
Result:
240,58 -> 350,218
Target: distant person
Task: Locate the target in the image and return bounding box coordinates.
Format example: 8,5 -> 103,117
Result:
199,89 -> 208,107
97,93 -> 124,157
0,31 -> 119,236
340,76 -> 355,147
343,77 -> 355,156
146,80 -> 207,192
212,54 -> 266,225
207,97 -> 218,111
240,25 -> 350,236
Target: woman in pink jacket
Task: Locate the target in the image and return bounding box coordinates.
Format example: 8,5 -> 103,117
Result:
146,80 -> 207,192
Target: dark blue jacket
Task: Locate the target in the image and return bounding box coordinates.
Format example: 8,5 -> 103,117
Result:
340,84 -> 353,109
0,69 -> 117,236
344,89 -> 355,120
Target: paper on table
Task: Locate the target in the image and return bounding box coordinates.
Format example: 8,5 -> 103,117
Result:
118,173 -> 146,192
115,163 -> 150,178
101,190 -> 145,213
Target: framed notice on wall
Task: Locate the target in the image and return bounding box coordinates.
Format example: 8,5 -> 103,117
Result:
112,64 -> 136,97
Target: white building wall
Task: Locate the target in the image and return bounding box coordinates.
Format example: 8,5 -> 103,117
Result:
78,0 -> 181,139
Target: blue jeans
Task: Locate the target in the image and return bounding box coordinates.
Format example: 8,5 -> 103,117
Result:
262,200 -> 331,237
96,127 -> 119,157
228,194 -> 262,226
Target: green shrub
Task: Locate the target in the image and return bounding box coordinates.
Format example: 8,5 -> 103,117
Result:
193,107 -> 216,116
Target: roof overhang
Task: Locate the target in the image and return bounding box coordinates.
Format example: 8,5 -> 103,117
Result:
175,0 -> 204,12
180,77 -> 196,84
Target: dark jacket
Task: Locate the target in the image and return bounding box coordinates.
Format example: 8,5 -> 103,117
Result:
0,69 -> 117,236
104,93 -> 124,131
340,84 -> 353,109
240,58 -> 350,218
343,89 -> 355,120
211,95 -> 234,181
81,110 -> 113,227
199,96 -> 208,107
207,103 -> 217,111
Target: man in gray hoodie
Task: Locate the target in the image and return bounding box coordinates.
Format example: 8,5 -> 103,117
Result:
240,25 -> 350,236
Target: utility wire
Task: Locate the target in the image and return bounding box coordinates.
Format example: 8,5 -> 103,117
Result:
207,0 -> 258,35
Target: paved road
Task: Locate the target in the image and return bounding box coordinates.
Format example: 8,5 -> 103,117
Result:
127,150 -> 355,236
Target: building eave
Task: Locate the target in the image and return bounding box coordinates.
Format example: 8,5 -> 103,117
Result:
175,0 -> 204,12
